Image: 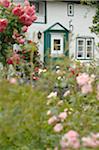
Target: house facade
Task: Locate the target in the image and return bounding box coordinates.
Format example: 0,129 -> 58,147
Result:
14,0 -> 99,63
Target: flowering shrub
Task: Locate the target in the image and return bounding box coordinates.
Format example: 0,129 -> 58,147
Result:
0,0 -> 37,65
0,59 -> 99,149
42,59 -> 99,149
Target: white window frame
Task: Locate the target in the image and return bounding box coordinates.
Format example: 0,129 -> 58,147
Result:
76,38 -> 94,60
86,39 -> 94,59
51,34 -> 64,57
67,3 -> 74,16
77,38 -> 85,59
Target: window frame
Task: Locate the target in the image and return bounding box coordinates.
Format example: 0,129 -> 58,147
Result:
76,37 -> 94,60
67,3 -> 74,16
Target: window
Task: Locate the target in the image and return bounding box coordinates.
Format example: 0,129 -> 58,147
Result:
54,40 -> 61,51
51,34 -> 63,57
67,3 -> 74,16
76,38 -> 94,60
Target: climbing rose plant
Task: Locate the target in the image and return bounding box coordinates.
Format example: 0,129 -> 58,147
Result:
0,0 -> 37,65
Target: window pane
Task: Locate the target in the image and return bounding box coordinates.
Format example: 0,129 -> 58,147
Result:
54,39 -> 61,51
78,40 -> 83,46
87,40 -> 92,46
68,4 -> 74,16
78,52 -> 83,58
87,47 -> 91,51
87,52 -> 92,58
77,39 -> 84,59
54,40 -> 60,45
33,2 -> 39,13
78,46 -> 83,51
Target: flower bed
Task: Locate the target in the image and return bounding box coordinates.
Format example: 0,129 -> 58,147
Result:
0,58 -> 99,149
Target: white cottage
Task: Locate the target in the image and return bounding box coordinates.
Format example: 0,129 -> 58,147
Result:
14,0 -> 99,63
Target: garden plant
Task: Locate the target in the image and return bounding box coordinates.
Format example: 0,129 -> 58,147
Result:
0,0 -> 99,150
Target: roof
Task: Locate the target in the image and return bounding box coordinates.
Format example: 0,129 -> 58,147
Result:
44,22 -> 69,32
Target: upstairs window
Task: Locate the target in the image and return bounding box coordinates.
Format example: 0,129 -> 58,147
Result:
67,3 -> 74,16
76,37 -> 94,60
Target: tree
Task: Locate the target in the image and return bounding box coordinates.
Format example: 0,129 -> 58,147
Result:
81,0 -> 99,35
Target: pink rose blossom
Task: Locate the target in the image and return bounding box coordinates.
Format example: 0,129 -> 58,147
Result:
24,0 -> 30,6
65,130 -> 79,139
48,116 -> 57,125
24,5 -> 35,16
19,14 -> 32,26
58,112 -> 67,121
22,26 -> 28,32
53,123 -> 63,133
82,136 -> 98,148
81,84 -> 92,94
60,130 -> 80,149
9,78 -> 17,84
12,1 -> 37,26
11,53 -> 20,64
0,19 -> 8,32
76,73 -> 90,86
12,5 -> 24,17
17,38 -> 25,44
0,0 -> 11,8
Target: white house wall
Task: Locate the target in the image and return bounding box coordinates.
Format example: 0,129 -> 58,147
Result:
27,2 -> 99,61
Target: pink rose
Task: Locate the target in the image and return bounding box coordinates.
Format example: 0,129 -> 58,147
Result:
76,73 -> 90,86
12,53 -> 20,64
81,84 -> 92,94
22,26 -> 28,32
7,57 -> 13,65
48,116 -> 57,125
0,0 -> 11,8
82,137 -> 98,148
24,0 -> 30,6
17,38 -> 25,44
65,130 -> 79,139
12,5 -> 24,17
60,130 -> 80,149
53,123 -> 63,133
58,112 -> 67,121
24,5 -> 35,16
19,14 -> 33,26
0,19 -> 8,32
9,78 -> 17,84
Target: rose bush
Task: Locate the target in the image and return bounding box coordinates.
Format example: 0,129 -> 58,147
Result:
0,0 -> 37,65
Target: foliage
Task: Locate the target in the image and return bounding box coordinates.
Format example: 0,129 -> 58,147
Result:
0,0 -> 37,65
0,81 -> 47,150
81,0 -> 99,36
90,3 -> 99,35
0,59 -> 99,149
38,58 -> 99,149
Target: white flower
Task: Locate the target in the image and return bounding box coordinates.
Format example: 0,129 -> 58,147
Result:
47,92 -> 57,99
63,90 -> 70,97
47,110 -> 52,116
57,76 -> 61,80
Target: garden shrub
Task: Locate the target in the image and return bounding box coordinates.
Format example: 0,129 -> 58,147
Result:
0,81 -> 47,150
